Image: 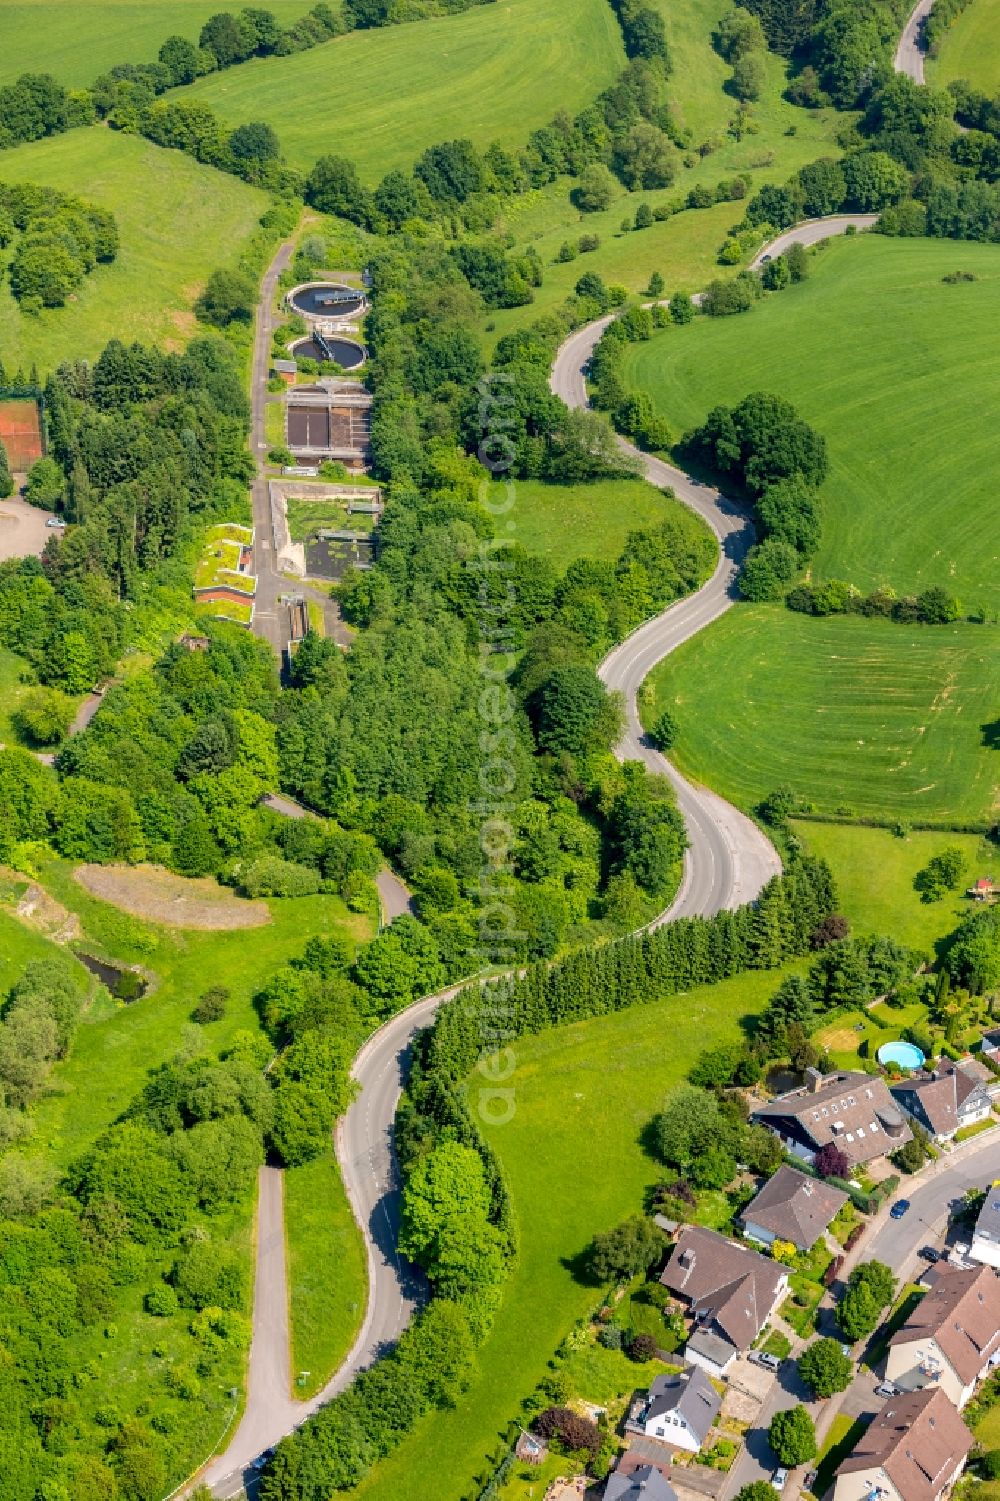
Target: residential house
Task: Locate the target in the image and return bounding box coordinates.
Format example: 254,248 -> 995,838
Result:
752,1068 -> 911,1168
605,1463 -> 678,1501
886,1263 -> 1000,1406
968,877 -> 998,901
971,1186 -> 1000,1271
627,1366 -> 721,1453
659,1225 -> 788,1377
833,1387 -> 973,1501
740,1164 -> 847,1251
890,1063 -> 992,1143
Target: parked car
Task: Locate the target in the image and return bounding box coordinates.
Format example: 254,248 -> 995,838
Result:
919,1246 -> 940,1262
45,516 -> 66,529
772,1467 -> 789,1491
875,1382 -> 900,1398
250,1448 -> 275,1473
749,1350 -> 782,1371
890,1199 -> 911,1219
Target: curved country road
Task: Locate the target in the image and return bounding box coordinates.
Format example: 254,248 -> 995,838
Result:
896,0 -> 935,82
202,213 -> 877,1496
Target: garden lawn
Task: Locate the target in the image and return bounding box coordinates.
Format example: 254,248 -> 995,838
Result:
0,0 -> 307,86
791,822 -> 992,954
354,962 -> 800,1501
972,1400 -> 1000,1501
491,476 -> 713,567
25,856 -> 373,1165
641,606 -> 1000,826
814,1413 -> 868,1497
930,0 -> 1000,93
623,235 -> 1000,604
0,130 -> 268,373
285,1154 -> 367,1399
176,0 -> 625,179
815,999 -> 933,1070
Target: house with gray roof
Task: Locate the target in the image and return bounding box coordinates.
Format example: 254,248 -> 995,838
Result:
740,1164 -> 847,1251
891,1063 -> 991,1143
971,1187 -> 1000,1271
628,1366 -> 721,1452
659,1225 -> 788,1376
752,1067 -> 911,1168
605,1463 -> 678,1501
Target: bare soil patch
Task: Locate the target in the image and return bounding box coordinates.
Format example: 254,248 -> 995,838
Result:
74,864 -> 271,929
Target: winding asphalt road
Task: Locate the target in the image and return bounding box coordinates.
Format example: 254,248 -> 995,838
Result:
200,214 -> 882,1497
896,0 -> 935,83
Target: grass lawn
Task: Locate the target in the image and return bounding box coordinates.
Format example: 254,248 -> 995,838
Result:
492,476 -> 713,567
0,130 -> 268,373
930,0 -> 1000,92
640,606 -> 1000,826
791,822 -> 993,955
25,855 -> 373,1165
0,0 -> 307,86
177,0 -> 625,179
623,235 -> 1000,604
813,1413 -> 868,1497
815,999 -> 932,1070
285,1153 -> 367,1399
354,962 -> 801,1501
972,1399 -> 1000,1501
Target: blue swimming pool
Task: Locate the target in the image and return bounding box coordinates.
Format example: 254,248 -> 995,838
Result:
877,1041 -> 926,1070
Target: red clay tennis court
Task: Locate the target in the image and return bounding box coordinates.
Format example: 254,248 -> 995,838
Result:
0,400 -> 43,470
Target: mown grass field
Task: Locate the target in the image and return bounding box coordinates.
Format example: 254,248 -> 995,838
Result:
640,607 -> 1000,826
791,820 -> 993,953
177,0 -> 625,179
0,130 -> 268,373
623,235 -> 1000,604
493,476 -> 711,566
285,1153 -> 367,1398
0,0 -> 307,86
354,963 -> 799,1501
930,0 -> 1000,92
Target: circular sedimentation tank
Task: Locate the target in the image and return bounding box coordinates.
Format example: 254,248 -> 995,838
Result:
291,335 -> 366,370
288,282 -> 365,318
877,1040 -> 926,1070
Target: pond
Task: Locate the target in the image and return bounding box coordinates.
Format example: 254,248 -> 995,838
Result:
77,952 -> 147,1002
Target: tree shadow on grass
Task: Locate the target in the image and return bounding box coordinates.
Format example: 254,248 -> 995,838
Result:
981,718 -> 1000,749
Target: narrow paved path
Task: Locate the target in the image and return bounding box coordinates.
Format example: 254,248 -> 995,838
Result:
200,214 -> 880,1496
896,0 -> 935,82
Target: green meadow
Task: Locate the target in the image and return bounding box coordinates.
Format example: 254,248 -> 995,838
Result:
641,607 -> 1000,826
285,1154 -> 367,1398
790,821 -> 993,953
495,476 -> 710,567
355,964 -> 797,1501
930,0 -> 1000,92
176,0 -> 625,179
482,0 -> 844,343
0,0 -> 306,86
0,130 -> 269,373
623,234 -> 1000,605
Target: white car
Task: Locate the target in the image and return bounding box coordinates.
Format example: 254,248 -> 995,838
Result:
772,1467 -> 789,1491
45,516 -> 66,529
